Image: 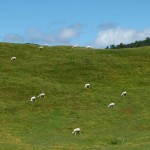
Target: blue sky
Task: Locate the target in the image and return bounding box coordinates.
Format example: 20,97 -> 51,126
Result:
0,0 -> 150,48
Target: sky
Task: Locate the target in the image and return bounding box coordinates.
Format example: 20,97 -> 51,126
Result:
0,0 -> 150,48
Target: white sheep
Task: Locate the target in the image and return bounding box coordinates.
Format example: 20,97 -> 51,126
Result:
30,96 -> 36,102
72,44 -> 78,48
108,102 -> 115,108
72,128 -> 81,135
84,83 -> 90,89
11,57 -> 16,61
121,91 -> 127,97
37,93 -> 45,98
39,46 -> 44,50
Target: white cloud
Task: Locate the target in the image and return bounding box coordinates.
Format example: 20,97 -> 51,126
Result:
2,23 -> 82,45
27,28 -> 49,44
93,26 -> 150,48
3,24 -> 150,48
59,24 -> 81,40
27,23 -> 82,44
3,34 -> 24,43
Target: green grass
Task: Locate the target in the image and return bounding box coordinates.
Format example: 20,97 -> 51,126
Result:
0,43 -> 150,149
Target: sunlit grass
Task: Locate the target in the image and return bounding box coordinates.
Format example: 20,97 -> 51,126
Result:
0,43 -> 150,149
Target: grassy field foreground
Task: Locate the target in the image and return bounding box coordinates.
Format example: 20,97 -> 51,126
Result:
0,43 -> 150,149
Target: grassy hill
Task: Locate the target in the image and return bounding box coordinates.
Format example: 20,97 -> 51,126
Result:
0,42 -> 150,149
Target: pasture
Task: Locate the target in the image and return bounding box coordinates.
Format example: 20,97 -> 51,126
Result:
0,43 -> 150,149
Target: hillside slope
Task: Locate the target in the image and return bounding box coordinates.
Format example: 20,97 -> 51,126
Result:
0,43 -> 150,149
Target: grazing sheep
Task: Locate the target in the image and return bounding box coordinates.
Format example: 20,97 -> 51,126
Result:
39,46 -> 44,50
108,102 -> 115,108
30,96 -> 36,102
72,44 -> 78,48
84,83 -> 90,89
72,128 -> 81,135
11,57 -> 16,61
121,91 -> 127,97
37,93 -> 45,98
